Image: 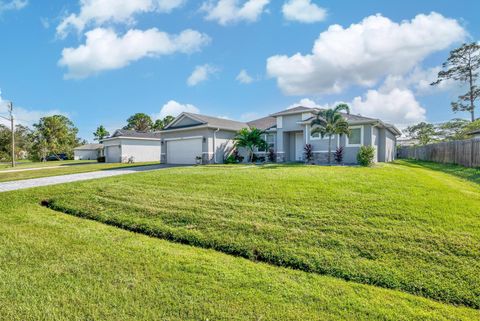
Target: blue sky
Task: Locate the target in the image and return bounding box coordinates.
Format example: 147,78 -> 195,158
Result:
0,0 -> 478,141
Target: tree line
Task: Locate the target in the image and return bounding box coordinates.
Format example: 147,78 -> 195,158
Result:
0,112 -> 176,162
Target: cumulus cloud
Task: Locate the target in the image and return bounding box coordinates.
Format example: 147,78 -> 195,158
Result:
267,12 -> 466,95
236,69 -> 254,84
282,0 -> 326,23
0,94 -> 67,127
351,88 -> 426,127
200,0 -> 270,25
155,100 -> 200,119
57,0 -> 185,38
286,98 -> 322,109
381,66 -> 457,95
187,64 -> 218,86
0,0 -> 28,12
59,28 -> 211,79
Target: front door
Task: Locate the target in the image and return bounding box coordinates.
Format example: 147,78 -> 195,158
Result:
295,132 -> 304,161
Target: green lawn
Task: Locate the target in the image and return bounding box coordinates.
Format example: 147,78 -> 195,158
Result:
0,176 -> 479,320
46,161 -> 480,309
0,162 -> 160,182
0,160 -> 94,170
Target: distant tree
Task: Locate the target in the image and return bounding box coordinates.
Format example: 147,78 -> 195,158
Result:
437,118 -> 470,141
0,124 -> 32,161
310,104 -> 350,164
405,122 -> 439,145
460,119 -> 480,138
431,42 -> 480,121
93,125 -> 110,141
124,113 -> 153,132
152,115 -> 176,130
233,128 -> 268,163
31,115 -> 80,160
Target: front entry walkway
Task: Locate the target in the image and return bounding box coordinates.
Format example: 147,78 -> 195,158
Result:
0,164 -> 178,193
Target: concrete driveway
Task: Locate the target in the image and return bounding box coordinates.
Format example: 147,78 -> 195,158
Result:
0,164 -> 178,193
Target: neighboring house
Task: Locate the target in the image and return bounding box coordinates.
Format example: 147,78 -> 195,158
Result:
102,129 -> 161,163
467,129 -> 480,139
397,137 -> 419,147
74,144 -> 104,160
105,106 -> 400,165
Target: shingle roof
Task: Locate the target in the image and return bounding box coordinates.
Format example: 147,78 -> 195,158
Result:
247,116 -> 276,130
468,129 -> 480,135
270,106 -> 317,116
74,143 -> 103,150
164,112 -> 249,131
111,129 -> 162,139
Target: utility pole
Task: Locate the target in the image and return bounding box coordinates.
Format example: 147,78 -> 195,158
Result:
0,101 -> 14,167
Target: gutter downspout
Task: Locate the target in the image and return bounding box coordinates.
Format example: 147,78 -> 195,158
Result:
213,128 -> 220,164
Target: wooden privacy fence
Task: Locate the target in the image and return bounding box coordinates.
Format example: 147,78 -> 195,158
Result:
398,138 -> 480,168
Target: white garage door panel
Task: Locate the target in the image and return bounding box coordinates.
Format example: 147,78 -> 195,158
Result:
167,139 -> 202,164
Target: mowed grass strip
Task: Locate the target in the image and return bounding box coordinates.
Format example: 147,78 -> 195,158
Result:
1,189 -> 479,320
0,162 -> 159,182
47,161 -> 480,308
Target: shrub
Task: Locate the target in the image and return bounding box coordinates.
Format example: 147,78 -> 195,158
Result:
267,148 -> 276,162
334,147 -> 344,164
97,156 -> 106,163
304,144 -> 314,163
357,146 -> 375,166
224,155 -> 236,164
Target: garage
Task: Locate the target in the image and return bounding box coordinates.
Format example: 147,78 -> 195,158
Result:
167,138 -> 203,164
105,145 -> 121,163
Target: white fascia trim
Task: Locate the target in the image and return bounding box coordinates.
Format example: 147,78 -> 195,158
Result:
160,124 -> 209,133
164,136 -> 203,142
102,137 -> 161,142
270,108 -> 318,117
346,125 -> 364,147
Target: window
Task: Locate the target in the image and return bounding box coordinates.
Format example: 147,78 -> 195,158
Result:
347,127 -> 363,146
259,134 -> 275,152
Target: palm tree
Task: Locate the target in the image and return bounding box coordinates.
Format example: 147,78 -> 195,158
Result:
234,128 -> 268,162
311,104 -> 351,164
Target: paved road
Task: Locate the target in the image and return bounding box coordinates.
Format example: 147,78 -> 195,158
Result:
0,164 -> 177,193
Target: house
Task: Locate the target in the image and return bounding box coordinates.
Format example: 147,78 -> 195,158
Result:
74,143 -> 104,160
102,129 -> 161,163
270,107 -> 400,163
467,129 -> 480,139
105,106 -> 400,165
160,113 -> 275,164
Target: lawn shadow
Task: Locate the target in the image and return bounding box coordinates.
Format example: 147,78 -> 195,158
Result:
395,159 -> 480,185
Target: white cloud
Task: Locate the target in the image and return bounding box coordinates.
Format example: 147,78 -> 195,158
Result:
286,98 -> 322,109
155,100 -> 200,119
351,88 -> 426,127
236,69 -> 254,84
57,0 -> 185,38
282,0 -> 326,23
59,28 -> 211,79
0,95 -> 67,127
187,64 -> 218,86
382,66 -> 457,95
267,12 -> 466,95
0,0 -> 27,12
201,0 -> 270,25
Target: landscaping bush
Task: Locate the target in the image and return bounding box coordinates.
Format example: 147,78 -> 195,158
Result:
267,148 -> 276,162
357,146 -> 375,166
224,155 -> 236,164
97,156 -> 106,163
334,147 -> 344,164
304,144 -> 314,164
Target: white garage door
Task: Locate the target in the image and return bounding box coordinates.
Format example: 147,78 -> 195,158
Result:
106,146 -> 121,163
167,138 -> 202,164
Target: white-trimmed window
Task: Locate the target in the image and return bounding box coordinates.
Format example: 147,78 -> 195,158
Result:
310,130 -> 331,140
346,126 -> 363,147
259,133 -> 276,151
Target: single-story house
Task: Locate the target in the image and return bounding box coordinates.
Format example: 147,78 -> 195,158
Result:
74,143 -> 104,160
101,129 -> 161,163
467,129 -> 480,139
104,106 -> 400,165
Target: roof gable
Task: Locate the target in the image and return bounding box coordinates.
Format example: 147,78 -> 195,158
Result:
168,114 -> 205,129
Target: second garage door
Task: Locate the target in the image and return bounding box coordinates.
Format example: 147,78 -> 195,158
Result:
167,138 -> 203,164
